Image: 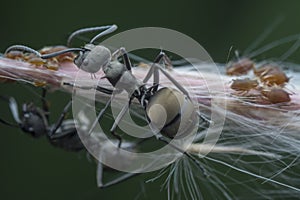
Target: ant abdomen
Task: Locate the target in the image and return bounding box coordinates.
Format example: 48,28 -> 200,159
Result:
146,87 -> 198,139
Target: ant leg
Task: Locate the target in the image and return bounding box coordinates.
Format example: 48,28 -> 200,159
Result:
155,63 -> 191,99
41,88 -> 49,121
97,138 -> 149,188
0,118 -> 16,127
97,162 -> 139,188
142,52 -> 191,98
111,47 -> 132,71
4,45 -> 41,57
142,52 -> 173,92
110,97 -> 134,148
110,105 -> 127,148
157,136 -> 208,177
49,100 -> 72,136
63,82 -> 114,95
142,52 -> 164,84
89,98 -> 112,135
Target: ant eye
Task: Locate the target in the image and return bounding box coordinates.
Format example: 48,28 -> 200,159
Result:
83,59 -> 89,67
74,52 -> 84,66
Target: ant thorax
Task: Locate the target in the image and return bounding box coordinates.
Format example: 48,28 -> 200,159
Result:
103,60 -> 143,94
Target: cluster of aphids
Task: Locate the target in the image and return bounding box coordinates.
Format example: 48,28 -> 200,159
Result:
5,46 -> 76,71
226,58 -> 291,104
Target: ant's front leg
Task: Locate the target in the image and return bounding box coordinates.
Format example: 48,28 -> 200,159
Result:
47,100 -> 84,151
48,100 -> 72,137
41,88 -> 50,121
111,47 -> 132,71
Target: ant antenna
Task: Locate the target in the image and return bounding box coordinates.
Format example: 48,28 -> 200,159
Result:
40,48 -> 84,59
5,44 -> 84,60
5,45 -> 41,57
90,25 -> 118,44
67,25 -> 118,47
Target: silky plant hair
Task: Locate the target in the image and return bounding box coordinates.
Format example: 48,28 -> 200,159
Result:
0,34 -> 300,199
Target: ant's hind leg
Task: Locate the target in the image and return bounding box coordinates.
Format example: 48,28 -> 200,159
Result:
97,162 -> 139,188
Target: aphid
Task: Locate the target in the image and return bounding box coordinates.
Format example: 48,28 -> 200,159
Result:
44,61 -> 60,71
253,65 -> 272,77
254,65 -> 289,86
226,58 -> 254,76
261,87 -> 291,104
230,78 -> 259,92
0,89 -> 84,151
27,56 -> 46,66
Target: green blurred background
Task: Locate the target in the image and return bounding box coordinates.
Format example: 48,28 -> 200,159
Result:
0,0 -> 299,199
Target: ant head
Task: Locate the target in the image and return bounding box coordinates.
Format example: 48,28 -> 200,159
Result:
67,25 -> 118,74
21,103 -> 47,138
74,44 -> 111,74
